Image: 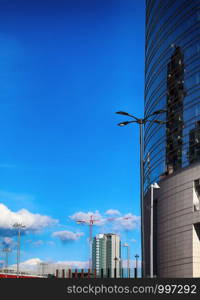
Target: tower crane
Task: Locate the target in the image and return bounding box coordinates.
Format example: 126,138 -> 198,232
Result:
76,215 -> 100,270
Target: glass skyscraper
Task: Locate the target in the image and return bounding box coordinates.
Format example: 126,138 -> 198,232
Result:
92,233 -> 121,278
144,0 -> 200,277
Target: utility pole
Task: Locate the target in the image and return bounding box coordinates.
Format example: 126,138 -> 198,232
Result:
13,223 -> 25,276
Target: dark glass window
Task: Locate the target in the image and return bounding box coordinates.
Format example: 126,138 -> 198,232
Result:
145,0 -> 200,193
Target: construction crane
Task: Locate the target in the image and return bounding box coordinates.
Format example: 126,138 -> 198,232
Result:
76,215 -> 133,270
106,216 -> 132,222
76,215 -> 100,270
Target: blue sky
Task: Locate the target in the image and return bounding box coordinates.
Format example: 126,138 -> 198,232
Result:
0,0 -> 145,270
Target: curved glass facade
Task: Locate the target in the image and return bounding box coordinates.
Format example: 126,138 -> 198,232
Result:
144,0 -> 200,193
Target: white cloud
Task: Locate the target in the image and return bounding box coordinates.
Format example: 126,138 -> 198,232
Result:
69,210 -> 140,233
111,213 -> 140,231
10,258 -> 89,274
10,258 -> 42,273
1,236 -> 17,249
2,237 -> 13,246
21,258 -> 42,267
105,209 -> 121,216
52,230 -> 84,242
70,210 -> 106,226
0,203 -> 58,234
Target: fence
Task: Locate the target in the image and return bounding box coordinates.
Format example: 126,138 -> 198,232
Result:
49,268 -> 141,278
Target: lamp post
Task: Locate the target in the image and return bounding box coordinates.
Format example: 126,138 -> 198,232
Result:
116,109 -> 166,277
123,243 -> 130,278
13,223 -> 25,276
150,182 -> 160,278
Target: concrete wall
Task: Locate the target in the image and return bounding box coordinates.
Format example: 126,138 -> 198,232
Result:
144,163 -> 200,278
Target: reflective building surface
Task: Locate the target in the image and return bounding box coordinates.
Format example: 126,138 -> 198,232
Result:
144,0 -> 200,277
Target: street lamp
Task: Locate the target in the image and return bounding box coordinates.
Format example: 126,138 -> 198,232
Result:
13,223 -> 26,276
116,109 -> 166,277
123,243 -> 130,278
150,182 -> 160,278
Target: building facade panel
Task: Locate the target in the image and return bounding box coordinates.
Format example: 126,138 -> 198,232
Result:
145,0 -> 200,193
145,164 -> 200,277
145,0 -> 200,277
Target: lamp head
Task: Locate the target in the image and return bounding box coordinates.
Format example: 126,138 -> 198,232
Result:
117,121 -> 130,126
115,111 -> 130,116
151,182 -> 160,189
